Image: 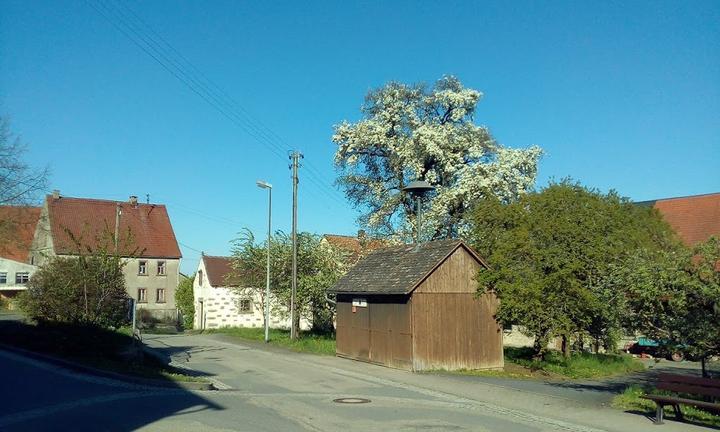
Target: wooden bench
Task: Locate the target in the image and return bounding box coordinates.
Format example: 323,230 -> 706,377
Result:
641,373 -> 720,424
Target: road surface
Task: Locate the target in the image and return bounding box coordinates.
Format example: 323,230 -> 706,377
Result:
0,332 -> 706,431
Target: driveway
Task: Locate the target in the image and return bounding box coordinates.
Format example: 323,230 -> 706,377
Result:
139,332 -> 708,432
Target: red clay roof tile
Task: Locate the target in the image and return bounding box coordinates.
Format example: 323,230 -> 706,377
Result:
47,195 -> 181,258
0,206 -> 41,262
653,193 -> 720,246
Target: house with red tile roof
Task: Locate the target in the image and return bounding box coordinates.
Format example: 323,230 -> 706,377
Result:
0,206 -> 41,302
638,192 -> 720,246
30,192 -> 182,319
321,231 -> 388,266
193,254 -> 309,330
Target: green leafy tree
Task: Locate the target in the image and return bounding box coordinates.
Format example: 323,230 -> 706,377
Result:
18,250 -> 130,329
333,76 -> 542,241
229,230 -> 346,335
600,238 -> 720,367
175,273 -> 195,329
471,181 -> 676,359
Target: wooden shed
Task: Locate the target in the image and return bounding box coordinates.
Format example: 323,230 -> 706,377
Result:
329,239 -> 503,371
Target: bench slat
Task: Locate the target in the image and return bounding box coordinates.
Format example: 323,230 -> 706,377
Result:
642,395 -> 720,412
656,382 -> 720,398
657,373 -> 720,388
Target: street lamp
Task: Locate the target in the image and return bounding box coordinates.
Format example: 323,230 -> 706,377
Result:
402,180 -> 435,243
256,180 -> 272,343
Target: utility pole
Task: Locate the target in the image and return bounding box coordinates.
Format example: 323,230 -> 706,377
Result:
114,202 -> 122,253
289,151 -> 303,340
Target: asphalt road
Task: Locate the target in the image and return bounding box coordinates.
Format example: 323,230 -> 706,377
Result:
0,333 -> 709,432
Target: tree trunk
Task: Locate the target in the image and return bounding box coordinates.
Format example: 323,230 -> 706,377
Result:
561,334 -> 570,358
533,332 -> 550,361
702,357 -> 708,378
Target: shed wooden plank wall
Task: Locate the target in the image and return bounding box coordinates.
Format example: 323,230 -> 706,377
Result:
412,248 -> 503,371
335,295 -> 413,370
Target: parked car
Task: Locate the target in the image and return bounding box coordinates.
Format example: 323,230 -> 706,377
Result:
625,337 -> 687,362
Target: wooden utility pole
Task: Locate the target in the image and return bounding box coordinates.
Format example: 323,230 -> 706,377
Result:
114,202 -> 121,253
289,151 -> 303,340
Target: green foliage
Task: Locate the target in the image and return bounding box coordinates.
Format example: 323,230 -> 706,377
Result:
18,251 -> 130,329
504,347 -> 644,379
210,327 -> 336,356
471,180 -> 677,358
612,385 -> 720,427
229,229 -> 346,334
599,237 -> 720,360
175,273 -> 195,329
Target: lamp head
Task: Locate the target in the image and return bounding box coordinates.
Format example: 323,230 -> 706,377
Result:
256,180 -> 272,189
402,180 -> 435,197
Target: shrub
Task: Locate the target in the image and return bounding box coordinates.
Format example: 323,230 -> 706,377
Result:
18,253 -> 130,329
175,273 -> 195,329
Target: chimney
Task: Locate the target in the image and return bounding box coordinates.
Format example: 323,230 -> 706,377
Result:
52,189 -> 60,199
129,195 -> 138,207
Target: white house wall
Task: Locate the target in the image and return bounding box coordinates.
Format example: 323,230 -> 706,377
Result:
0,257 -> 37,298
192,258 -> 310,330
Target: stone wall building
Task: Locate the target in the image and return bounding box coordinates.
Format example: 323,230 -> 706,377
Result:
193,254 -> 309,330
30,192 -> 182,319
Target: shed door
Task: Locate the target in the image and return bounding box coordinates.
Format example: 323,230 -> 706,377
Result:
348,299 -> 370,361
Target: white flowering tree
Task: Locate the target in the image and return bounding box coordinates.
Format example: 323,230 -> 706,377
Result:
332,76 -> 543,241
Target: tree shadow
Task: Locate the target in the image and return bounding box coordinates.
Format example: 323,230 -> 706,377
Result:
0,320 -> 225,431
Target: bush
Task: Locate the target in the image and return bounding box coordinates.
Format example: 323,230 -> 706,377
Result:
175,274 -> 194,329
18,253 -> 130,329
505,347 -> 645,379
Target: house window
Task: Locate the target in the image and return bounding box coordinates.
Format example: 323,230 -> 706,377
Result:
156,288 -> 166,303
198,270 -> 203,286
15,272 -> 29,284
238,299 -> 252,314
0,272 -> 6,284
157,261 -> 166,276
138,288 -> 147,303
138,260 -> 147,275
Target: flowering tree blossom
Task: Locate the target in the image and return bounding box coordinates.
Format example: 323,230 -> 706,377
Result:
332,76 -> 542,241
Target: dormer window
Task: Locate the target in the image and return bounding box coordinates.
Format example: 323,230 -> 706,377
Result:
138,260 -> 147,275
157,261 -> 166,276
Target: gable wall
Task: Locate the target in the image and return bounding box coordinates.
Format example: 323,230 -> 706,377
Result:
414,247 -> 481,294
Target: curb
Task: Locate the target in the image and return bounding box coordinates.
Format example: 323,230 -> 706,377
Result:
0,343 -> 214,391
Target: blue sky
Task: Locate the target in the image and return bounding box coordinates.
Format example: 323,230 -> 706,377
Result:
1,0 -> 718,273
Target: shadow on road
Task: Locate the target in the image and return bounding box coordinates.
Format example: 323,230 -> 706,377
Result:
0,320 -> 225,431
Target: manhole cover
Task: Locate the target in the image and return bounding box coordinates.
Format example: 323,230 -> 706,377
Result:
333,397 -> 371,404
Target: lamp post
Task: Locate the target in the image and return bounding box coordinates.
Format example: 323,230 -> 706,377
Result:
256,180 -> 272,343
402,180 -> 435,243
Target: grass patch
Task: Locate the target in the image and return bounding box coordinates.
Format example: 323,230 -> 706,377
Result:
504,347 -> 646,379
0,320 -> 201,383
437,347 -> 645,380
209,327 -> 336,356
613,384 -> 720,427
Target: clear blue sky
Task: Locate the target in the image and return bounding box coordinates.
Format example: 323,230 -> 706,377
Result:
1,0 -> 718,273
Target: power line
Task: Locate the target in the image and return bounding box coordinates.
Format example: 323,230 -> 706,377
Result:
89,0 -> 347,207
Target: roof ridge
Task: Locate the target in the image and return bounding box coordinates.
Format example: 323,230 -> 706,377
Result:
46,195 -> 166,207
638,192 -> 720,203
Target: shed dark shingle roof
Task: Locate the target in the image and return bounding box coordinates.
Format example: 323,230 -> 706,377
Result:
329,239 -> 486,295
